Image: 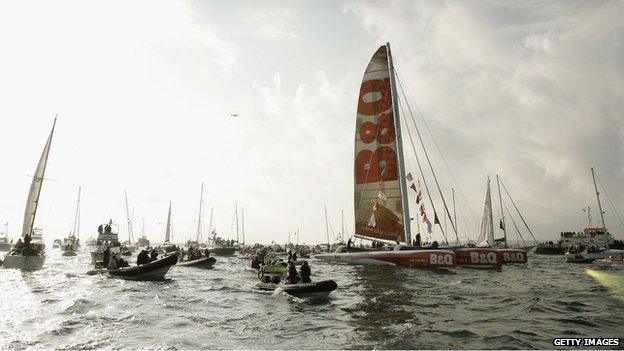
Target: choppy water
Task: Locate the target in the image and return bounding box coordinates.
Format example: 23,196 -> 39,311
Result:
1,250 -> 623,350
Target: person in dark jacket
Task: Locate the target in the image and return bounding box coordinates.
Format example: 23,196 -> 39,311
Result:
286,263 -> 298,284
299,261 -> 311,283
137,250 -> 150,265
102,246 -> 111,267
150,249 -> 159,262
251,256 -> 261,270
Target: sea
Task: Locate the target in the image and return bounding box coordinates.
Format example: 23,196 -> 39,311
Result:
1,250 -> 623,350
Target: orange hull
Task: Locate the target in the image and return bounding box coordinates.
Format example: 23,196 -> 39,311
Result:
498,249 -> 528,264
454,248 -> 503,268
315,249 -> 456,269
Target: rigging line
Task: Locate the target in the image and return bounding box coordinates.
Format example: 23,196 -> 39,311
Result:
594,169 -> 624,230
397,92 -> 449,244
503,197 -> 527,246
394,69 -> 479,231
395,71 -> 459,244
499,177 -> 538,242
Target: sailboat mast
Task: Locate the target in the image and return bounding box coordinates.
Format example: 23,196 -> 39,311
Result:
124,190 -> 134,243
324,206 -> 330,245
496,175 -> 508,248
591,168 -> 606,229
72,186 -> 81,238
341,209 -> 345,242
197,183 -> 204,242
235,202 -> 239,243
165,201 -> 172,243
141,217 -> 145,238
208,208 -> 214,236
386,42 -> 411,244
241,208 -> 245,245
452,187 -> 457,243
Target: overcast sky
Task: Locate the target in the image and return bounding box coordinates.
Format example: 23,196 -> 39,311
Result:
0,0 -> 622,245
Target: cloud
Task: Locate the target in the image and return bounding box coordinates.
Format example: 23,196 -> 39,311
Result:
245,4 -> 300,41
345,0 -> 624,239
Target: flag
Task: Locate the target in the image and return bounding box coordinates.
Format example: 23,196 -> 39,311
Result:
420,203 -> 425,215
499,219 -> 505,230
406,173 -> 413,182
434,211 -> 440,225
372,201 -> 379,212
416,191 -> 422,204
425,218 -> 433,233
410,183 -> 417,192
377,191 -> 387,201
368,213 -> 377,227
421,210 -> 428,222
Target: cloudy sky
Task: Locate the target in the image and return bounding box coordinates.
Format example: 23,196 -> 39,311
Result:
0,0 -> 622,245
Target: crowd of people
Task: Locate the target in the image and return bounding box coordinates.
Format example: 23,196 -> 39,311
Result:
7,234 -> 43,257
252,249 -> 312,285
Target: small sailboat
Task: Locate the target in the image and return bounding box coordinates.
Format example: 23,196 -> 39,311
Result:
0,223 -> 12,251
206,203 -> 237,256
177,184 -> 217,268
62,186 -> 82,256
314,44 -> 456,268
3,118 -> 56,271
136,218 -> 150,248
158,201 -> 177,253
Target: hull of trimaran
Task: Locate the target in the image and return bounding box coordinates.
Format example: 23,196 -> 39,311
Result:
2,254 -> 46,271
314,249 -> 456,269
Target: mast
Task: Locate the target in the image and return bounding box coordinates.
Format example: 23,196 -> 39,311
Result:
241,208 -> 245,245
452,187 -> 457,244
165,201 -> 172,243
324,206 -> 330,245
496,175 -> 508,248
208,208 -> 214,236
197,183 -> 204,242
386,42 -> 411,243
22,117 -> 57,237
235,202 -> 239,243
124,190 -> 134,243
591,167 -> 606,229
141,217 -> 145,238
487,177 -> 494,245
72,186 -> 81,238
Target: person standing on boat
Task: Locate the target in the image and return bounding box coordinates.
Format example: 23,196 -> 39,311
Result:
137,250 -> 149,265
108,254 -> 118,270
204,248 -> 210,257
103,246 -> 111,267
150,249 -> 159,262
300,261 -> 311,283
287,263 -> 298,284
415,233 -> 421,247
347,238 -> 352,252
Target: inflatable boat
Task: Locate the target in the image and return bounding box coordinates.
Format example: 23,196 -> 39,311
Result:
177,256 -> 216,269
256,279 -> 337,299
107,254 -> 177,281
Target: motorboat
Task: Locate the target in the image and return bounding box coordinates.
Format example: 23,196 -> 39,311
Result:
177,256 -> 216,269
257,280 -> 338,299
107,254 -> 177,281
90,220 -> 121,268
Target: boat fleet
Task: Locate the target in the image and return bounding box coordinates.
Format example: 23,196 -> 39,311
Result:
2,43 -> 623,302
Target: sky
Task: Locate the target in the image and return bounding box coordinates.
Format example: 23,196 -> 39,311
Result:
0,0 -> 622,246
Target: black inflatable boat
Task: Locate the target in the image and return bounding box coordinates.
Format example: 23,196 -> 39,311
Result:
177,256 -> 216,268
107,254 -> 177,281
256,279 -> 337,299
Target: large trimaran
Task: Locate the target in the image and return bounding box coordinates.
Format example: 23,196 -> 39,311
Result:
315,43 -> 527,268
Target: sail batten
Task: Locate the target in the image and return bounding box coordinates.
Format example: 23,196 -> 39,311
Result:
22,118 -> 56,237
353,45 -> 407,242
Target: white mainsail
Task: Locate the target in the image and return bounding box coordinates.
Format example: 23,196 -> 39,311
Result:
165,201 -> 172,243
22,118 -> 56,237
477,177 -> 495,246
354,44 -> 409,242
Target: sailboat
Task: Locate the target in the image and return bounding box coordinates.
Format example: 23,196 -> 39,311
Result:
0,223 -> 12,251
206,204 -> 237,256
62,186 -> 81,256
121,190 -> 136,255
3,118 -> 56,271
468,177 -> 527,265
314,44 -> 456,268
137,218 -> 150,248
164,201 -> 173,246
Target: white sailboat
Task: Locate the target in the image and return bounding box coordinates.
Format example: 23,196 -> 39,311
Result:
314,44 -> 456,268
164,201 -> 172,245
3,118 -> 56,271
62,186 -> 81,256
137,218 -> 150,248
